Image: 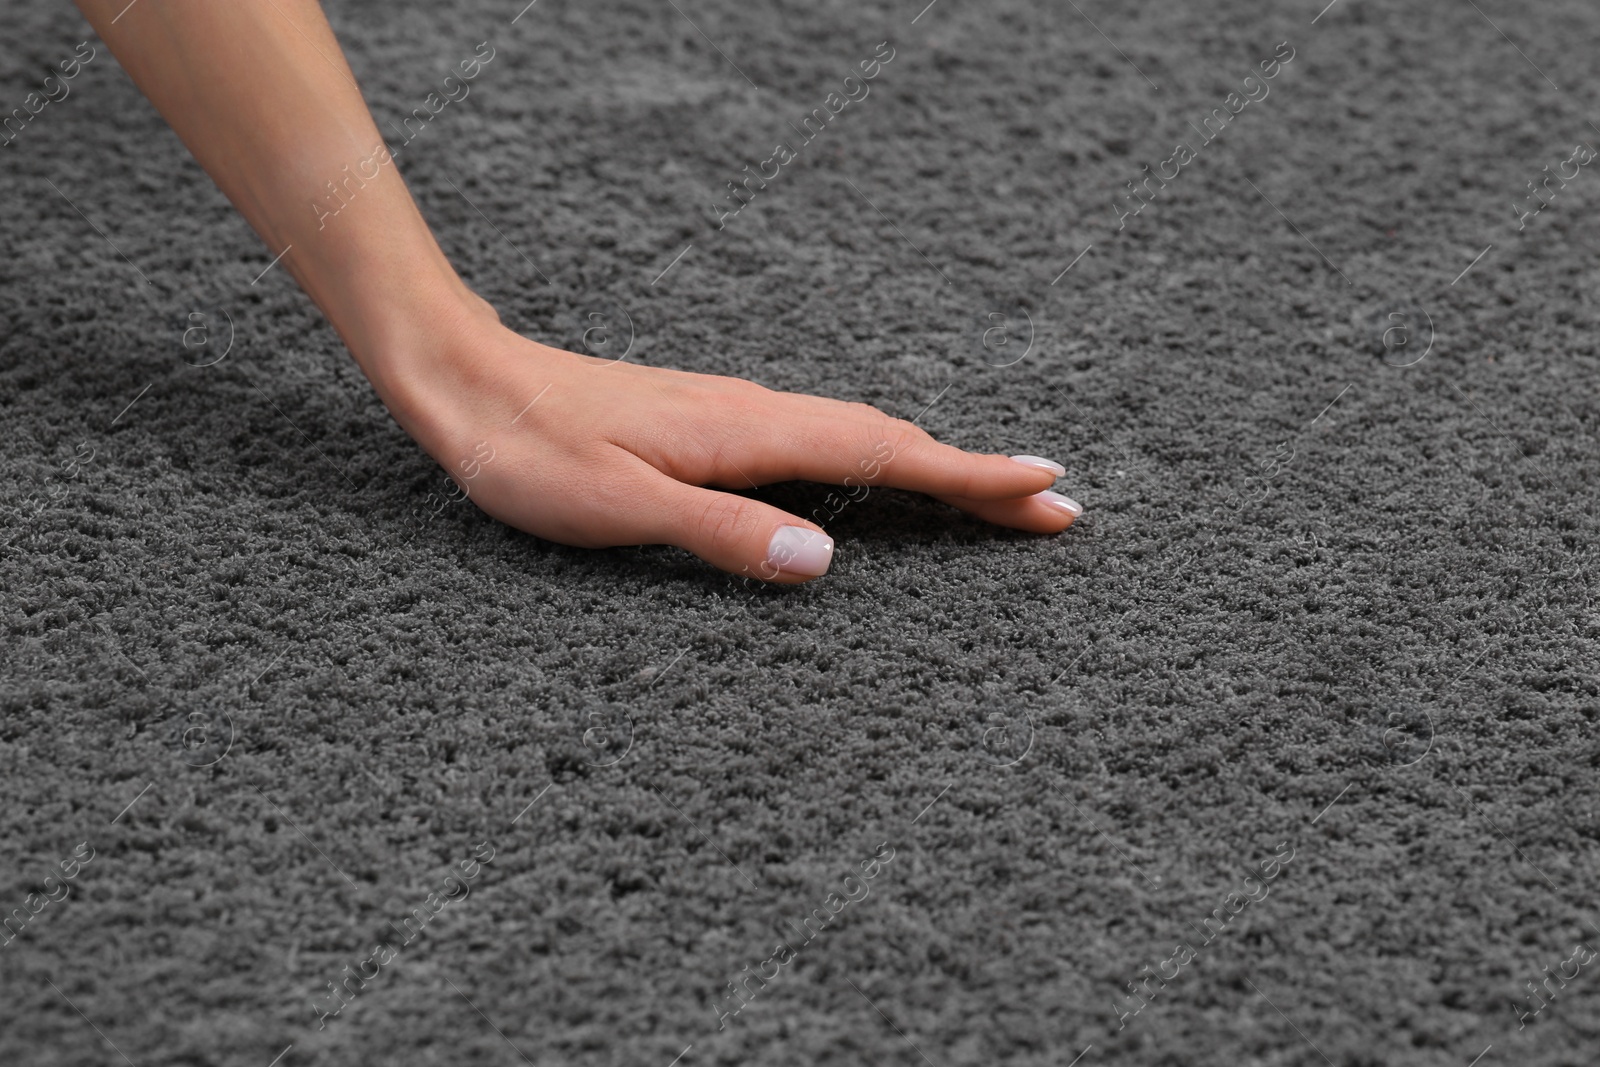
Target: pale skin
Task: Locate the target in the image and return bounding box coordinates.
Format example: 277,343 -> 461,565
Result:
73,0 -> 1081,582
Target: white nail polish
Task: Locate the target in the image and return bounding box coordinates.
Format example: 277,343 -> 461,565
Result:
1011,455 -> 1066,478
767,526 -> 834,576
1036,490 -> 1082,517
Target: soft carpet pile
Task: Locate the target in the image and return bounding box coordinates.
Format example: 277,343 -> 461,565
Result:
2,1 -> 1597,1064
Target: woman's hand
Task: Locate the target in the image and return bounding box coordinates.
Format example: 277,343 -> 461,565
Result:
71,0 -> 1082,582
382,315 -> 1082,583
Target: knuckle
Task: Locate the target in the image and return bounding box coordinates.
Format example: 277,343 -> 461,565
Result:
711,381 -> 769,422
719,376 -> 768,397
883,419 -> 928,452
694,494 -> 754,554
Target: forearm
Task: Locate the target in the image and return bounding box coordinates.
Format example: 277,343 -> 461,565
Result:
73,0 -> 479,398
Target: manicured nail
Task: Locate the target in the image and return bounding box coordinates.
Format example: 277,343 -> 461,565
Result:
1036,490 -> 1082,517
767,526 -> 834,577
1011,455 -> 1066,478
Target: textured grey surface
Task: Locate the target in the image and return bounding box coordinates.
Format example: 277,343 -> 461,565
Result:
3,0 -> 1600,1064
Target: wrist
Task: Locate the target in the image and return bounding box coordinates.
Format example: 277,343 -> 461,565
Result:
343,277 -> 512,453
331,260 -> 484,383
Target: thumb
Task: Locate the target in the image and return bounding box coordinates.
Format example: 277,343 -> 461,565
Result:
638,474 -> 835,584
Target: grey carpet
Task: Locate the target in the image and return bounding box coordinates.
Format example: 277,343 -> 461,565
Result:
3,0 -> 1599,1064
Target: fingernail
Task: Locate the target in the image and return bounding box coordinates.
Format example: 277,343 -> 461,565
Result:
767,526 -> 834,577
1036,490 -> 1082,517
1011,455 -> 1066,478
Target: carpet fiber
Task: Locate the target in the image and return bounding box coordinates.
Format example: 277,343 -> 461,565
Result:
3,1 -> 1599,1064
